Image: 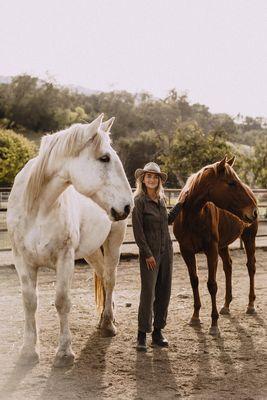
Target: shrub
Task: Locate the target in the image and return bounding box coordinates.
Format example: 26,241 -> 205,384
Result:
0,129 -> 36,186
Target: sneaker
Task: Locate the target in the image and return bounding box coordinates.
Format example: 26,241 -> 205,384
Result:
152,329 -> 169,347
136,331 -> 147,352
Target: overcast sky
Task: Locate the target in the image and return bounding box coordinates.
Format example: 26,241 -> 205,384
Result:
0,0 -> 266,117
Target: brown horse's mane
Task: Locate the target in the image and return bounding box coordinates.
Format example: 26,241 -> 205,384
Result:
178,164 -> 216,207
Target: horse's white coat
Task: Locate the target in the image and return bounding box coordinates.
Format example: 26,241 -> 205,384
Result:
7,115 -> 133,367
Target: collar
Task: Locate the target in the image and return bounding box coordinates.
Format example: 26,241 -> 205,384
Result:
144,194 -> 165,207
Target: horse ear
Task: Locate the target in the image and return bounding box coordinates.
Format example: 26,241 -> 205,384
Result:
101,117 -> 115,133
227,156 -> 236,166
217,156 -> 227,174
88,113 -> 104,133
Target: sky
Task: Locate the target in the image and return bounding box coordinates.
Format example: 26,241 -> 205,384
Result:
0,0 -> 267,118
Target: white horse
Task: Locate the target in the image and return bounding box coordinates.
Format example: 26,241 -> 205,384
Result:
7,114 -> 133,367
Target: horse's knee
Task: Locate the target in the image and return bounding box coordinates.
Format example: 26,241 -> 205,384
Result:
223,263 -> 232,273
190,275 -> 199,289
247,262 -> 256,275
21,280 -> 37,312
55,292 -> 71,314
207,280 -> 218,295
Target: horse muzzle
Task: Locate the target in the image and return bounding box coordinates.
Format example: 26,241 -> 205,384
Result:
242,207 -> 258,223
111,205 -> 131,221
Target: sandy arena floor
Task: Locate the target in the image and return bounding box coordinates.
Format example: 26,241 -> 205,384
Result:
0,249 -> 266,400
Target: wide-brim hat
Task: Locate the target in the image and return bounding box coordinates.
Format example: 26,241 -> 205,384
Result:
134,162 -> 167,183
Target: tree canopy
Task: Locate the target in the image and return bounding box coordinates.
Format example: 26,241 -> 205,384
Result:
0,75 -> 266,187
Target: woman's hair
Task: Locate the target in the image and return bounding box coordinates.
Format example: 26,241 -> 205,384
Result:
134,172 -> 165,200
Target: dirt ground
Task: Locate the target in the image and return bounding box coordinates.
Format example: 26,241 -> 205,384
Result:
0,249 -> 266,400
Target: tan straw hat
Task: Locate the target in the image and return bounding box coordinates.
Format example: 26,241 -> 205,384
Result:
134,162 -> 167,182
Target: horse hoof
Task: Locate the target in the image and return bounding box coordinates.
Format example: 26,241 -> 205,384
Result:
100,326 -> 117,337
220,307 -> 230,315
246,307 -> 256,315
17,350 -> 39,366
209,326 -> 220,336
53,352 -> 75,368
189,318 -> 202,327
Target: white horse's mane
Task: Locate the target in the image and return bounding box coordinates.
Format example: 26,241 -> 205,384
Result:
24,124 -> 104,211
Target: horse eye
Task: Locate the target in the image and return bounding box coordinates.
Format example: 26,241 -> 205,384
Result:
99,154 -> 110,163
228,181 -> 236,187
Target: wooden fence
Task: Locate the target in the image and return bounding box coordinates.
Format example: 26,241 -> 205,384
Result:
1,188 -> 267,251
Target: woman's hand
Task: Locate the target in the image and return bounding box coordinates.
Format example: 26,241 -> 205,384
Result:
146,256 -> 156,270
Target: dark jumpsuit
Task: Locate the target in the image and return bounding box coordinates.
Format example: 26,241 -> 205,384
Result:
132,193 -> 173,333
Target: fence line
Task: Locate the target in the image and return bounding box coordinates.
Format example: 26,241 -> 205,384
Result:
1,188 -> 267,251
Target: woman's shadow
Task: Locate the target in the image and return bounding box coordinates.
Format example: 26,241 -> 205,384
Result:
0,361 -> 36,400
135,346 -> 181,400
40,329 -> 112,400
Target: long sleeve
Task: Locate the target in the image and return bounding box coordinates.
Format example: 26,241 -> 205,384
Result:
168,202 -> 182,225
132,198 -> 153,258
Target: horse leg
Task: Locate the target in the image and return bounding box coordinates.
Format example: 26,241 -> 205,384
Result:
100,221 -> 126,336
241,228 -> 257,314
206,243 -> 220,336
180,249 -> 201,326
85,248 -> 107,331
54,250 -> 75,368
15,257 -> 39,365
219,246 -> 233,315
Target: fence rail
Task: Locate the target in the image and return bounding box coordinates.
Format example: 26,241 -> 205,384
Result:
1,188 -> 267,251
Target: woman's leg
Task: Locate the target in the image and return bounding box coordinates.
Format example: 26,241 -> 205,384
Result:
138,254 -> 159,333
153,247 -> 173,330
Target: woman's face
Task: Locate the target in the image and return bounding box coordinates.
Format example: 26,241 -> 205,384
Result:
143,172 -> 159,190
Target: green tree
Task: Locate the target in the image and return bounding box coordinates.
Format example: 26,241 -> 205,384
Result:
251,138 -> 267,187
117,130 -> 163,186
0,128 -> 36,186
160,122 -> 232,186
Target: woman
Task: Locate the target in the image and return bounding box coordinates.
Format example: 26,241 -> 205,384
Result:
132,162 -> 175,351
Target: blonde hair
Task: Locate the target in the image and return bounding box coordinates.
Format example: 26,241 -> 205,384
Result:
134,172 -> 166,200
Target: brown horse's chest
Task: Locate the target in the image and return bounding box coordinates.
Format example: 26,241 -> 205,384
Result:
218,211 -> 245,248
174,212 -> 214,253
174,206 -> 246,253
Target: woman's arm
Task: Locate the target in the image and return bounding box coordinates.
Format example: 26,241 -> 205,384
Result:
168,202 -> 182,225
132,198 -> 153,259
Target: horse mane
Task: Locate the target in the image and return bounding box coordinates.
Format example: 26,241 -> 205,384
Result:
178,164 -> 216,206
24,124 -> 104,211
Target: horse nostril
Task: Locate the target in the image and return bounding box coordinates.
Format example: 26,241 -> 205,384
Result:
124,204 -> 130,216
254,209 -> 258,219
111,207 -> 118,219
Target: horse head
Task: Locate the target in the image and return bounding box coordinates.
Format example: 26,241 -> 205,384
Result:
25,114 -> 133,221
208,156 -> 258,223
65,114 -> 133,221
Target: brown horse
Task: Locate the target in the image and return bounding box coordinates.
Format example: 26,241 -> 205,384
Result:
173,156 -> 258,336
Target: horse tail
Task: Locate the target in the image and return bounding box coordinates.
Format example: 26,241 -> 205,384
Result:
94,273 -> 105,313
